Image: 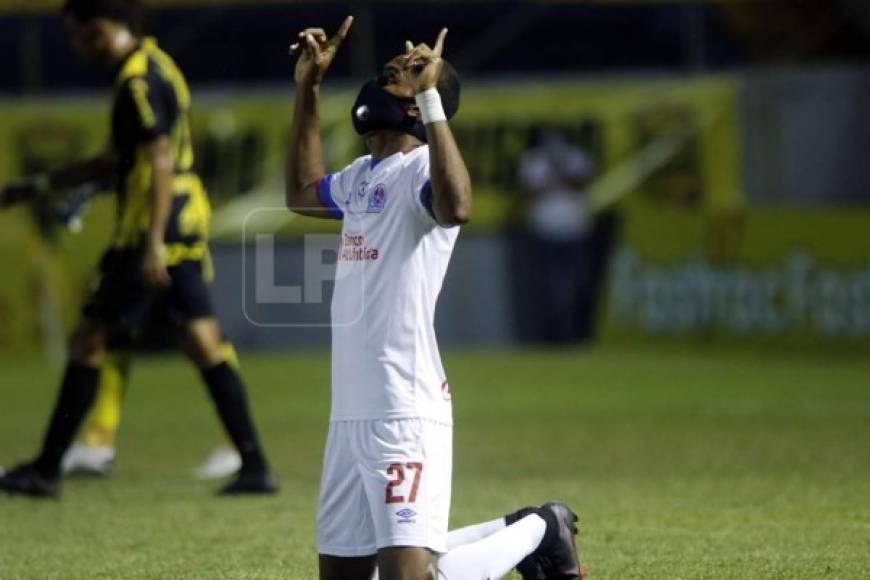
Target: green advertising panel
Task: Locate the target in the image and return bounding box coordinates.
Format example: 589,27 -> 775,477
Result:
606,205 -> 870,345
2,77 -> 863,352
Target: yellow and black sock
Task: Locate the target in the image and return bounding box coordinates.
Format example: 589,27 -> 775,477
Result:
81,352 -> 131,447
78,342 -> 238,451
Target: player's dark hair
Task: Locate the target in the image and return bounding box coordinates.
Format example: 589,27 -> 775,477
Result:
63,0 -> 144,36
437,60 -> 461,120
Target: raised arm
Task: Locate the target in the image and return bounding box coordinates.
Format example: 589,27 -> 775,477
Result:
421,114 -> 472,226
285,16 -> 353,218
405,29 -> 472,226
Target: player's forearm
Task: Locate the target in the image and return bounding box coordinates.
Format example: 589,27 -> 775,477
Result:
424,121 -> 472,226
148,179 -> 173,246
1,154 -> 115,208
285,83 -> 326,209
48,152 -> 115,190
146,141 -> 174,245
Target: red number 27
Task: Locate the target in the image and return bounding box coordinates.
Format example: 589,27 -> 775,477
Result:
385,462 -> 423,504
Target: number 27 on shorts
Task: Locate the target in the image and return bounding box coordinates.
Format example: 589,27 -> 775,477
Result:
385,462 -> 423,504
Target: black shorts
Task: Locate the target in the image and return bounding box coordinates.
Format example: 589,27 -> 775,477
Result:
82,246 -> 214,343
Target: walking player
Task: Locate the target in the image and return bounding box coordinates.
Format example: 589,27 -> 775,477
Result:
0,0 -> 276,497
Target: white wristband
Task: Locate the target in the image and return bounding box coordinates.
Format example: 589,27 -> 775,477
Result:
415,88 -> 446,125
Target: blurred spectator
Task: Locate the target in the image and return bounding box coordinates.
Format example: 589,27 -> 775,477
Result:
513,128 -> 598,344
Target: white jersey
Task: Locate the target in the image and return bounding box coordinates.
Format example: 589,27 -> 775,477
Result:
317,145 -> 458,424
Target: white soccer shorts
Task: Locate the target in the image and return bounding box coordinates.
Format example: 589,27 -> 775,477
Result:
316,418 -> 453,557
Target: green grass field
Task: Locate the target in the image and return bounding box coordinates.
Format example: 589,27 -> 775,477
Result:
1,345 -> 869,579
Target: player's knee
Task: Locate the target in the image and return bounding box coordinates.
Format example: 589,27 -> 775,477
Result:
423,563 -> 438,580
184,341 -> 224,370
378,549 -> 438,580
379,568 -> 437,580
183,318 -> 226,369
69,324 -> 106,365
195,348 -> 224,370
318,555 -> 378,580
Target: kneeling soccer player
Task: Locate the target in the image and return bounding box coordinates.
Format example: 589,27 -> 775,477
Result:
0,0 -> 275,497
285,17 -> 586,579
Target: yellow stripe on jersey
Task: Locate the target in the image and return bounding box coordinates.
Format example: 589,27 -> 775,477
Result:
148,43 -> 190,109
177,174 -> 212,239
115,171 -> 211,249
146,40 -> 195,173
115,44 -> 149,87
128,78 -> 157,129
112,37 -> 209,253
165,241 -> 208,267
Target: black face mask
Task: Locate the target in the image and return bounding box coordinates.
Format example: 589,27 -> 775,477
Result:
351,80 -> 427,143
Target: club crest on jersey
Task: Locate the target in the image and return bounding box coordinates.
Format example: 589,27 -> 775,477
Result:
367,183 -> 387,213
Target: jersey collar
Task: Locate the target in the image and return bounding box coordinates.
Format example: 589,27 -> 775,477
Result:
369,144 -> 425,173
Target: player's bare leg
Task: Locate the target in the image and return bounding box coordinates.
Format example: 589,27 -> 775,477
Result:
318,555 -> 377,580
182,317 -> 226,368
69,319 -> 109,366
0,319 -> 106,497
377,547 -> 438,580
181,317 -> 277,494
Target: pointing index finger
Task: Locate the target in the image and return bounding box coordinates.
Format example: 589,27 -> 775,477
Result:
433,27 -> 447,56
331,15 -> 354,45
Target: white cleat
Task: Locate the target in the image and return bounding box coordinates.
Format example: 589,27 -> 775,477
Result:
195,446 -> 242,480
61,443 -> 115,476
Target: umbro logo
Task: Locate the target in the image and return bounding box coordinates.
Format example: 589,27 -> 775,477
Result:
396,508 -> 417,524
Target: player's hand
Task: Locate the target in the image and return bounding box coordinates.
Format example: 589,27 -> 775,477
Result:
289,16 -> 353,86
143,241 -> 171,288
403,28 -> 447,94
0,180 -> 39,208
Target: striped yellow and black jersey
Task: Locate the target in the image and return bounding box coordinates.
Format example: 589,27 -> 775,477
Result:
110,37 -> 209,266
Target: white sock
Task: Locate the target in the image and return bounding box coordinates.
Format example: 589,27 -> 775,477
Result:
436,513 -> 547,580
446,517 -> 507,550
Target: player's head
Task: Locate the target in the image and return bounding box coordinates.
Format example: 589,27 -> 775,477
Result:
351,53 -> 461,143
63,0 -> 143,65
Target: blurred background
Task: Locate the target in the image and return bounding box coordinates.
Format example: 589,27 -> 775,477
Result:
2,0 -> 870,358
3,5 -> 870,577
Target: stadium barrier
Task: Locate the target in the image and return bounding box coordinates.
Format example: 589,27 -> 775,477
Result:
0,77 -> 866,355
